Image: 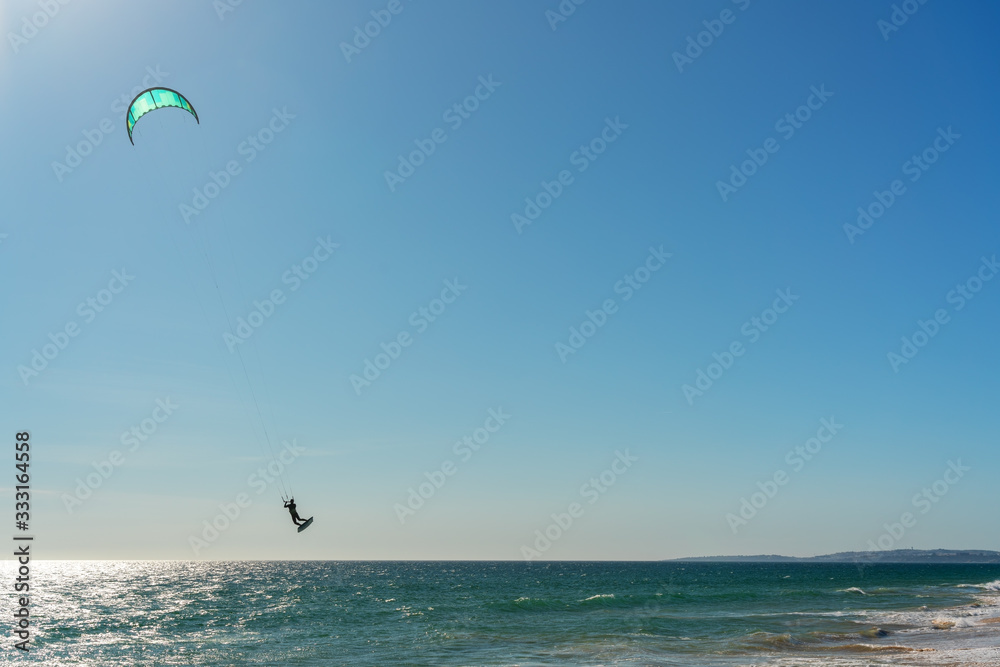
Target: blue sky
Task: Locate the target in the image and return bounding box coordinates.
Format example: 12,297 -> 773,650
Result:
1,0 -> 997,560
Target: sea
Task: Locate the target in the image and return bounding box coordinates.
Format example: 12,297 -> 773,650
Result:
12,561 -> 1000,666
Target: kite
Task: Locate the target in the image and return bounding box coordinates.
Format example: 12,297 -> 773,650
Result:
126,87 -> 199,144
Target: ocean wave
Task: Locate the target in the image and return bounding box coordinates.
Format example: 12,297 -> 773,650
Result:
857,627 -> 891,638
931,615 -> 978,629
493,591 -> 693,614
863,602 -> 997,633
493,596 -> 566,613
839,587 -> 866,595
956,579 -> 1000,592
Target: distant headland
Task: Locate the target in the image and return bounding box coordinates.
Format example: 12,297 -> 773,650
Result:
670,549 -> 1000,564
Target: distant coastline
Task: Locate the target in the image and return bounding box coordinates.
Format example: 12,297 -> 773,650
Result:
669,549 -> 1000,563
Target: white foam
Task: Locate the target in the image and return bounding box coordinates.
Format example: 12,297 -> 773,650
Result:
955,579 -> 1000,592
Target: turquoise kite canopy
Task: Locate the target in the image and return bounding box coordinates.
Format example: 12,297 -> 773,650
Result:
126,87 -> 199,144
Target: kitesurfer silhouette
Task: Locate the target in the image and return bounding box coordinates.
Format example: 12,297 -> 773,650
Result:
284,498 -> 306,526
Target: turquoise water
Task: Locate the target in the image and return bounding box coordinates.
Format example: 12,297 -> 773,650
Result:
18,561 -> 1000,665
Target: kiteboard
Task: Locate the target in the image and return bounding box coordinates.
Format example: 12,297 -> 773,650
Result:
298,517 -> 314,533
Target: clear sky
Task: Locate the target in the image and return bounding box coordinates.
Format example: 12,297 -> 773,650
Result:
1,0 -> 997,560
